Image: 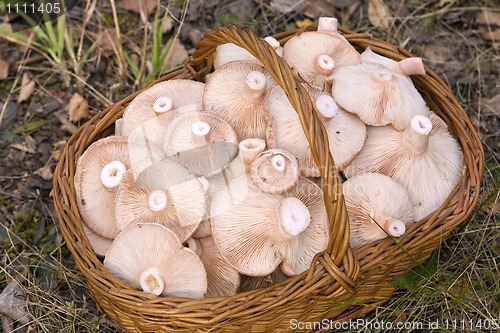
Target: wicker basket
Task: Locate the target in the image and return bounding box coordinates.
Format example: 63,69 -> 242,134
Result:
52,25 -> 484,332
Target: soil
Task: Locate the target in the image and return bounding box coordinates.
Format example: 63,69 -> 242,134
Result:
0,0 -> 498,332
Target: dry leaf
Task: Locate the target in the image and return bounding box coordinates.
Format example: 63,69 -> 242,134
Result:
55,111 -> 78,134
0,59 -> 9,79
368,0 -> 392,30
476,9 -> 500,43
479,94 -> 500,116
296,18 -> 314,29
34,163 -> 53,180
67,93 -> 89,122
161,38 -> 188,72
18,72 -> 35,103
303,0 -> 336,19
11,135 -> 37,154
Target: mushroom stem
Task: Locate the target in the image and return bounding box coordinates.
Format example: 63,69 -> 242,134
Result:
244,71 -> 267,100
139,267 -> 165,296
239,138 -> 266,172
191,121 -> 211,146
317,17 -> 338,34
184,238 -> 203,257
397,58 -> 425,76
271,154 -> 286,174
382,217 -> 406,237
277,197 -> 311,238
402,115 -> 432,156
371,68 -> 393,82
100,160 -> 127,192
314,54 -> 335,75
153,97 -> 174,116
148,190 -> 168,212
314,95 -> 339,122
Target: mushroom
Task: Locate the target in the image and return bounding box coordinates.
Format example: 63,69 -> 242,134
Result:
361,47 -> 425,76
282,19 -> 360,90
82,223 -> 113,258
114,159 -> 206,242
343,173 -> 414,249
184,237 -> 240,297
330,62 -> 429,130
214,36 -> 283,68
74,136 -> 162,239
227,137 -> 267,177
250,148 -> 300,194
203,60 -> 277,141
266,86 -> 365,175
210,176 -> 329,276
163,112 -> 239,176
344,112 -> 463,220
121,79 -> 205,147
104,223 -> 207,298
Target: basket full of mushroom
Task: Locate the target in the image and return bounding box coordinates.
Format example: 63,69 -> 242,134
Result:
52,19 -> 484,332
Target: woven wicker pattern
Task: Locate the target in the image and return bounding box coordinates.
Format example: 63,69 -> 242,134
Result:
52,25 -> 484,332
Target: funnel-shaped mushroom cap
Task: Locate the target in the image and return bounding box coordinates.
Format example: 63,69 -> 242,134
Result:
343,173 -> 414,249
331,62 -> 429,130
115,159 -> 206,242
83,223 -> 113,258
361,47 -> 425,76
74,136 -> 162,239
250,148 -> 300,194
104,223 -> 207,298
214,37 -> 282,68
203,61 -> 277,141
122,80 -> 205,147
282,30 -> 360,90
239,267 -> 288,292
211,176 -> 329,276
227,138 -> 267,177
185,237 -> 240,297
163,112 -> 238,176
344,112 -> 463,220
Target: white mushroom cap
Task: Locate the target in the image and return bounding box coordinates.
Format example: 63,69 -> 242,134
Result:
74,136 -> 162,239
203,61 -> 277,141
215,37 -> 283,68
104,223 -> 207,298
361,47 -> 426,76
282,30 -> 360,90
164,112 -> 238,176
122,80 -> 205,147
227,138 -> 267,177
250,148 -> 300,194
331,62 -> 429,130
114,159 -> 206,242
184,236 -> 240,297
343,173 -> 414,249
344,112 -> 463,220
211,176 -> 329,276
82,223 -> 113,258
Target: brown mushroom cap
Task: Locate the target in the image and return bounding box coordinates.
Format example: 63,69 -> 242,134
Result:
344,112 -> 463,220
104,223 -> 207,298
74,136 -> 162,239
184,237 -> 240,297
203,61 -> 277,141
331,62 -> 429,130
114,159 -> 206,242
250,148 -> 300,194
282,29 -> 360,90
343,173 -> 414,249
122,80 -> 205,147
163,112 -> 238,176
210,176 -> 329,276
361,47 -> 425,76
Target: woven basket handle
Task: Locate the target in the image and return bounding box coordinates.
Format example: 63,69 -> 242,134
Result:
189,25 -> 355,274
